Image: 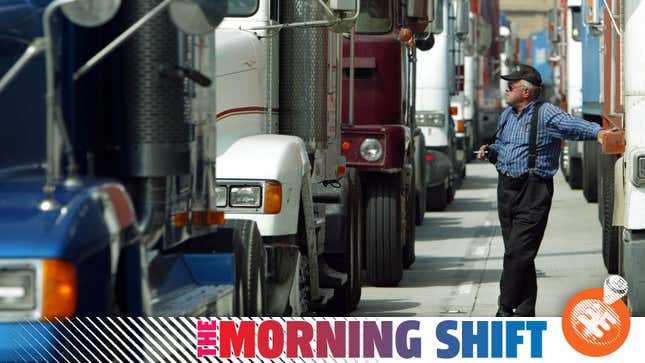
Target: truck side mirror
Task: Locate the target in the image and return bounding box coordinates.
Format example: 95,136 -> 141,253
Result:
170,0 -> 227,35
62,0 -> 121,27
455,0 -> 469,42
430,0 -> 444,35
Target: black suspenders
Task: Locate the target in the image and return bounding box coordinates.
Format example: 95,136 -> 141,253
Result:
528,102 -> 543,175
495,101 -> 544,176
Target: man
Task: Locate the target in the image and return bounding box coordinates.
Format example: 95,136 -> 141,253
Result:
477,64 -> 611,317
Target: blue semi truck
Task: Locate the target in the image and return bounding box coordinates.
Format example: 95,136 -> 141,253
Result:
0,0 -> 263,360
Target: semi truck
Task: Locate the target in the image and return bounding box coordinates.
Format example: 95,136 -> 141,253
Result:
470,0 -> 502,147
339,0 -> 435,285
0,0 -> 261,359
214,0 -> 438,310
585,0 -> 645,314
553,1 -> 585,190
416,0 -> 467,211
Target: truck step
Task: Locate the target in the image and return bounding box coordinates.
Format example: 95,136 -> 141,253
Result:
151,284 -> 234,317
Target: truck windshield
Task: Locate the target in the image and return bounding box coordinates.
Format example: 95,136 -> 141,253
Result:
0,6 -> 46,173
356,0 -> 392,34
227,0 -> 260,17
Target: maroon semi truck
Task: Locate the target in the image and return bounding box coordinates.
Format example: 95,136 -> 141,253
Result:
341,0 -> 434,286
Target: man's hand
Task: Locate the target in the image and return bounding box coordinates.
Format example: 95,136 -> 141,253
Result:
597,129 -> 611,144
477,144 -> 490,161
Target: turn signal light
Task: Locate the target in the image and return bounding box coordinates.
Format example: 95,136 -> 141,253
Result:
173,212 -> 190,227
456,120 -> 465,133
449,106 -> 458,116
342,141 -> 351,151
399,28 -> 412,42
42,259 -> 76,319
264,182 -> 282,214
193,210 -> 225,225
338,166 -> 346,175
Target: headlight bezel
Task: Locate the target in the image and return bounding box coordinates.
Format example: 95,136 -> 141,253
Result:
216,180 -> 282,214
360,138 -> 384,162
229,185 -> 263,208
0,259 -> 42,322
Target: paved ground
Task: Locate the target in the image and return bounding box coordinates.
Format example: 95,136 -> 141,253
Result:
353,160 -> 607,317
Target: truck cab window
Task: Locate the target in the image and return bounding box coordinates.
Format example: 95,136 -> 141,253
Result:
571,6 -> 581,42
356,0 -> 392,34
227,0 -> 260,17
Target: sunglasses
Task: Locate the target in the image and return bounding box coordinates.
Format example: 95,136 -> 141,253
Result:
506,81 -> 526,92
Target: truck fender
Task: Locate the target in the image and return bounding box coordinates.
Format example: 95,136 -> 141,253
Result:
217,135 -> 310,236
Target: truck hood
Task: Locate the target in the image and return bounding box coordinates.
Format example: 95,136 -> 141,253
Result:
0,175 -> 112,258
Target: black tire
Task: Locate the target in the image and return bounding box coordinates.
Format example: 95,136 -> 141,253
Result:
568,157 -> 583,189
364,174 -> 403,287
598,153 -> 619,274
403,176 -> 416,269
326,169 -> 362,315
413,133 -> 427,226
427,183 -> 448,211
224,219 -> 266,316
583,141 -> 598,203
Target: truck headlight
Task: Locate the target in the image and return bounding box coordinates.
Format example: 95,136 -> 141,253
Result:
0,269 -> 35,310
215,186 -> 227,207
230,186 -> 262,208
360,138 -> 384,162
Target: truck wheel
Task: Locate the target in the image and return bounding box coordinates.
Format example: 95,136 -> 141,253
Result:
403,185 -> 416,270
364,174 -> 403,287
413,133 -> 427,225
225,219 -> 266,316
582,141 -> 598,203
568,157 -> 583,189
426,183 -> 448,211
326,169 -> 362,315
599,154 -> 619,274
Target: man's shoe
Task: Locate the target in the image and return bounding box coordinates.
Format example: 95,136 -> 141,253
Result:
495,308 -> 514,317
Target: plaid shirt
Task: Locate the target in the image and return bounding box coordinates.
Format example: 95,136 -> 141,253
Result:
489,100 -> 602,178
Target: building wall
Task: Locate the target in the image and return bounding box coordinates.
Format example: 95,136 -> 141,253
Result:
500,0 -> 557,38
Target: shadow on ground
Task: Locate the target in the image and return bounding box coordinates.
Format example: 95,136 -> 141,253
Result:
354,299 -> 420,316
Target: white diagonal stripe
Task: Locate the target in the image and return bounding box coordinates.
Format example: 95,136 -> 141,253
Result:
74,318 -> 124,363
136,317 -> 182,362
94,317 -> 141,362
157,318 -> 195,359
148,318 -> 193,362
106,317 -> 154,362
64,318 -> 105,363
44,318 -> 83,363
55,317 -> 102,362
127,317 -> 171,362
21,322 -> 60,363
78,317 -> 126,362
116,317 -> 164,363
28,321 -> 70,363
15,326 -> 50,363
12,335 -> 36,363
80,318 -> 132,362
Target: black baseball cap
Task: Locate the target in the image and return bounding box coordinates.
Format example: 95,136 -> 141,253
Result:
501,64 -> 542,86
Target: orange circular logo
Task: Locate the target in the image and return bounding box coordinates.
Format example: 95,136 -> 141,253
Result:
562,285 -> 630,357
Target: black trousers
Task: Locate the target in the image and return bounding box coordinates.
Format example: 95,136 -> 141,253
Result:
497,173 -> 554,316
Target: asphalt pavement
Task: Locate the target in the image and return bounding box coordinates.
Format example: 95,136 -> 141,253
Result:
353,160 -> 607,317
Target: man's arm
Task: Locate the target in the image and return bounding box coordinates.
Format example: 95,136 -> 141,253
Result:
545,103 -> 603,141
